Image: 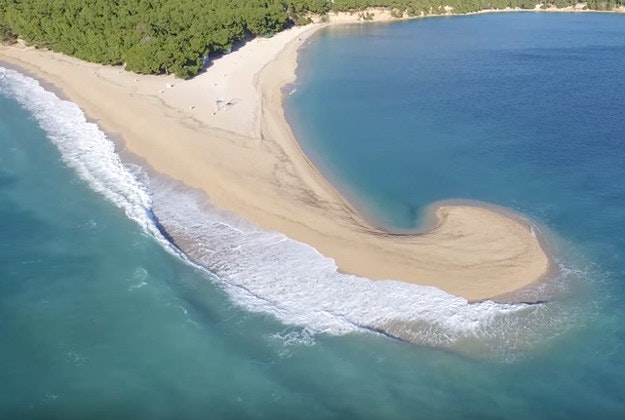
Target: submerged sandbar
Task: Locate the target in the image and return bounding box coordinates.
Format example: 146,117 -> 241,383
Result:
0,23 -> 550,302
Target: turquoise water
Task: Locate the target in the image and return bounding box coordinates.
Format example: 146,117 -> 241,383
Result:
1,12 -> 625,418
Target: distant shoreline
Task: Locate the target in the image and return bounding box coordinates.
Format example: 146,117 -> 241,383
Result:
0,14 -> 555,302
305,3 -> 625,25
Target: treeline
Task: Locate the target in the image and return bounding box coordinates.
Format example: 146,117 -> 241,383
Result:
1,0 -> 624,78
1,0 -> 291,78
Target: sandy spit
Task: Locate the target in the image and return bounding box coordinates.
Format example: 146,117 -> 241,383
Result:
0,22 -> 551,302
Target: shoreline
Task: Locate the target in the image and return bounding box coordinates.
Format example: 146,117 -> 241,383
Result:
1,18 -> 552,302
308,4 -> 625,24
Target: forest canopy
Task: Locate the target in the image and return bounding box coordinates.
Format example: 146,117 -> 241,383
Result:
1,0 -> 623,78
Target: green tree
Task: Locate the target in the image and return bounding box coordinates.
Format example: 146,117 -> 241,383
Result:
1,0 -> 620,78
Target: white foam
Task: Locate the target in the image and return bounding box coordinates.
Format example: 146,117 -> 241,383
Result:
269,328 -> 316,347
0,66 -> 578,352
149,177 -> 579,350
266,328 -> 316,358
0,67 -> 176,253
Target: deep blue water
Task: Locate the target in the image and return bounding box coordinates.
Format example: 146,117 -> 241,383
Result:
289,13 -> 625,240
1,12 -> 625,418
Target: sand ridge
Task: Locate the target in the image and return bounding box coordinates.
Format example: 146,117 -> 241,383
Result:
0,23 -> 550,302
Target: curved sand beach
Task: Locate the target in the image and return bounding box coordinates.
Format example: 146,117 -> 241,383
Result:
0,23 -> 550,302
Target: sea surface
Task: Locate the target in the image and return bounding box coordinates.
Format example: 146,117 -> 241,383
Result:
2,12 -> 625,418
